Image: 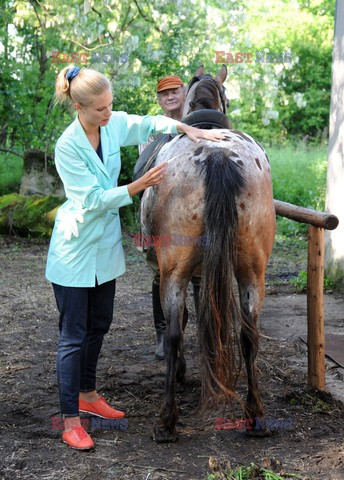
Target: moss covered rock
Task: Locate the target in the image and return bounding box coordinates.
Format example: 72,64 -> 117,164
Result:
0,194 -> 63,237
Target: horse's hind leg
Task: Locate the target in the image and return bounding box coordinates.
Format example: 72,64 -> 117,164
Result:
236,260 -> 271,437
153,274 -> 188,443
175,306 -> 187,386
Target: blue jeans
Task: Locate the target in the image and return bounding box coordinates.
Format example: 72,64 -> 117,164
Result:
52,280 -> 116,416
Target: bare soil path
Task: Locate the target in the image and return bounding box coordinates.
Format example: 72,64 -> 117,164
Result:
0,233 -> 343,480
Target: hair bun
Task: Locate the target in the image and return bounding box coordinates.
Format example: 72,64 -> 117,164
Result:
66,66 -> 80,82
55,64 -> 111,109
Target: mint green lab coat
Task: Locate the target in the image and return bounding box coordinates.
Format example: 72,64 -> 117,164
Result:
45,112 -> 179,287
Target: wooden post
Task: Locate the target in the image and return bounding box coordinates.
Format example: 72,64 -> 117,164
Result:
274,200 -> 338,389
307,225 -> 325,390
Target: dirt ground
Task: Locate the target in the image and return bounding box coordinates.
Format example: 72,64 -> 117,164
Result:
0,232 -> 344,480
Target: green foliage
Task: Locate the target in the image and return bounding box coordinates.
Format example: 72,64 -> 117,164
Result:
207,462 -> 301,479
0,0 -> 335,232
0,142 -> 328,234
267,142 -> 327,236
290,271 -> 308,291
290,270 -> 335,292
312,399 -> 332,413
268,142 -> 328,210
275,217 -> 308,237
0,152 -> 23,195
281,41 -> 332,139
230,0 -> 335,143
0,0 -> 336,162
0,193 -> 62,236
288,391 -> 336,414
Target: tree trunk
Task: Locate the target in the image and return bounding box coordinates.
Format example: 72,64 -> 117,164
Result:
325,0 -> 344,289
20,149 -> 64,197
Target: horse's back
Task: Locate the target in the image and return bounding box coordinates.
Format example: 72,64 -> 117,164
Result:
142,128 -> 275,238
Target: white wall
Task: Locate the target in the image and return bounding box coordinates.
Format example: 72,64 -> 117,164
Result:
325,0 -> 344,288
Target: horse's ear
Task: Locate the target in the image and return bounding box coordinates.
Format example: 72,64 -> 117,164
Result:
195,65 -> 204,76
215,64 -> 227,84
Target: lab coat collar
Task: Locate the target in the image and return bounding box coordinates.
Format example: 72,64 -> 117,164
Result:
73,115 -> 111,179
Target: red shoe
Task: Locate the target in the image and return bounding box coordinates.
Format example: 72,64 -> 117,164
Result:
79,396 -> 125,419
62,425 -> 94,450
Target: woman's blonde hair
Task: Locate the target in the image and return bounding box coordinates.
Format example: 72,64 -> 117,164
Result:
55,64 -> 111,108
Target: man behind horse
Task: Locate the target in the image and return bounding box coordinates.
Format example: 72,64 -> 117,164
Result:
139,75 -> 201,360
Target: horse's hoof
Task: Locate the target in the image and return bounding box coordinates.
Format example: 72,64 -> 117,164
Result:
246,428 -> 273,438
153,424 -> 178,443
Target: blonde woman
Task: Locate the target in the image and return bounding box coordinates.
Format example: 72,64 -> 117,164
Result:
46,64 -> 224,450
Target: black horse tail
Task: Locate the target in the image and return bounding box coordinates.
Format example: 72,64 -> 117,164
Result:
199,149 -> 246,408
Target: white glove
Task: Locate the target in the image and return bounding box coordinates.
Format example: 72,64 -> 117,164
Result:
56,210 -> 85,241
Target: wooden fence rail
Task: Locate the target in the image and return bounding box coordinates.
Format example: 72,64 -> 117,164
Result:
274,199 -> 339,390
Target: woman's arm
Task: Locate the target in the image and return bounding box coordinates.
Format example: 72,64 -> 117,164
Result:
117,113 -> 179,147
176,123 -> 226,143
55,141 -> 133,211
115,112 -> 226,147
127,162 -> 167,197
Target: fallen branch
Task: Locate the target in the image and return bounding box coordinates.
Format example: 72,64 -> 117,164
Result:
0,147 -> 22,158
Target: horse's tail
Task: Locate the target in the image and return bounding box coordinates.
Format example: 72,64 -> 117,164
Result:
199,149 -> 246,408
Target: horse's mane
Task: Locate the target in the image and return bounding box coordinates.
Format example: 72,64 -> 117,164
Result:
189,76 -> 224,111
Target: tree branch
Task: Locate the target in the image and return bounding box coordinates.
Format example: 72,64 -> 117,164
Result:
0,148 -> 23,158
91,6 -> 102,18
132,0 -> 162,33
34,0 -> 113,51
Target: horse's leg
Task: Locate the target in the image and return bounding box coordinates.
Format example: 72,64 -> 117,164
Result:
175,272 -> 201,387
161,285 -> 187,388
175,305 -> 187,387
153,273 -> 188,443
174,268 -> 202,386
236,256 -> 272,437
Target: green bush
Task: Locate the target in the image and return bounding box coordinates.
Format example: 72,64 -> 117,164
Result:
0,193 -> 62,237
290,270 -> 335,292
0,152 -> 23,195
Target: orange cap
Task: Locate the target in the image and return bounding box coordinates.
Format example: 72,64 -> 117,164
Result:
157,75 -> 184,93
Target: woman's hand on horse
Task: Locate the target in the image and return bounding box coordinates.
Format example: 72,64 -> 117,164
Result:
127,162 -> 167,197
176,123 -> 226,143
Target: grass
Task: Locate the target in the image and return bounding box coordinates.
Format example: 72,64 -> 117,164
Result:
0,152 -> 23,196
267,142 -> 328,211
266,142 -> 328,237
290,270 -> 335,292
207,462 -> 301,479
287,390 -> 340,415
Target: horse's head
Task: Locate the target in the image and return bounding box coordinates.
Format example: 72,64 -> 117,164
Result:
183,65 -> 229,117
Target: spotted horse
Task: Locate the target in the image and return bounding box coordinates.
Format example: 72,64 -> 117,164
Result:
140,65 -> 276,443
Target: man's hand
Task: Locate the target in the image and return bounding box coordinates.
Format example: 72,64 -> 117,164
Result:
176,123 -> 227,143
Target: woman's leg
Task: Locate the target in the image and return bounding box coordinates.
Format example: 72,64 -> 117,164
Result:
52,283 -> 88,422
79,279 -> 116,396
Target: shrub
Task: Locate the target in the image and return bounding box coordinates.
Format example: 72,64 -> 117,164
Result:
0,194 -> 62,237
